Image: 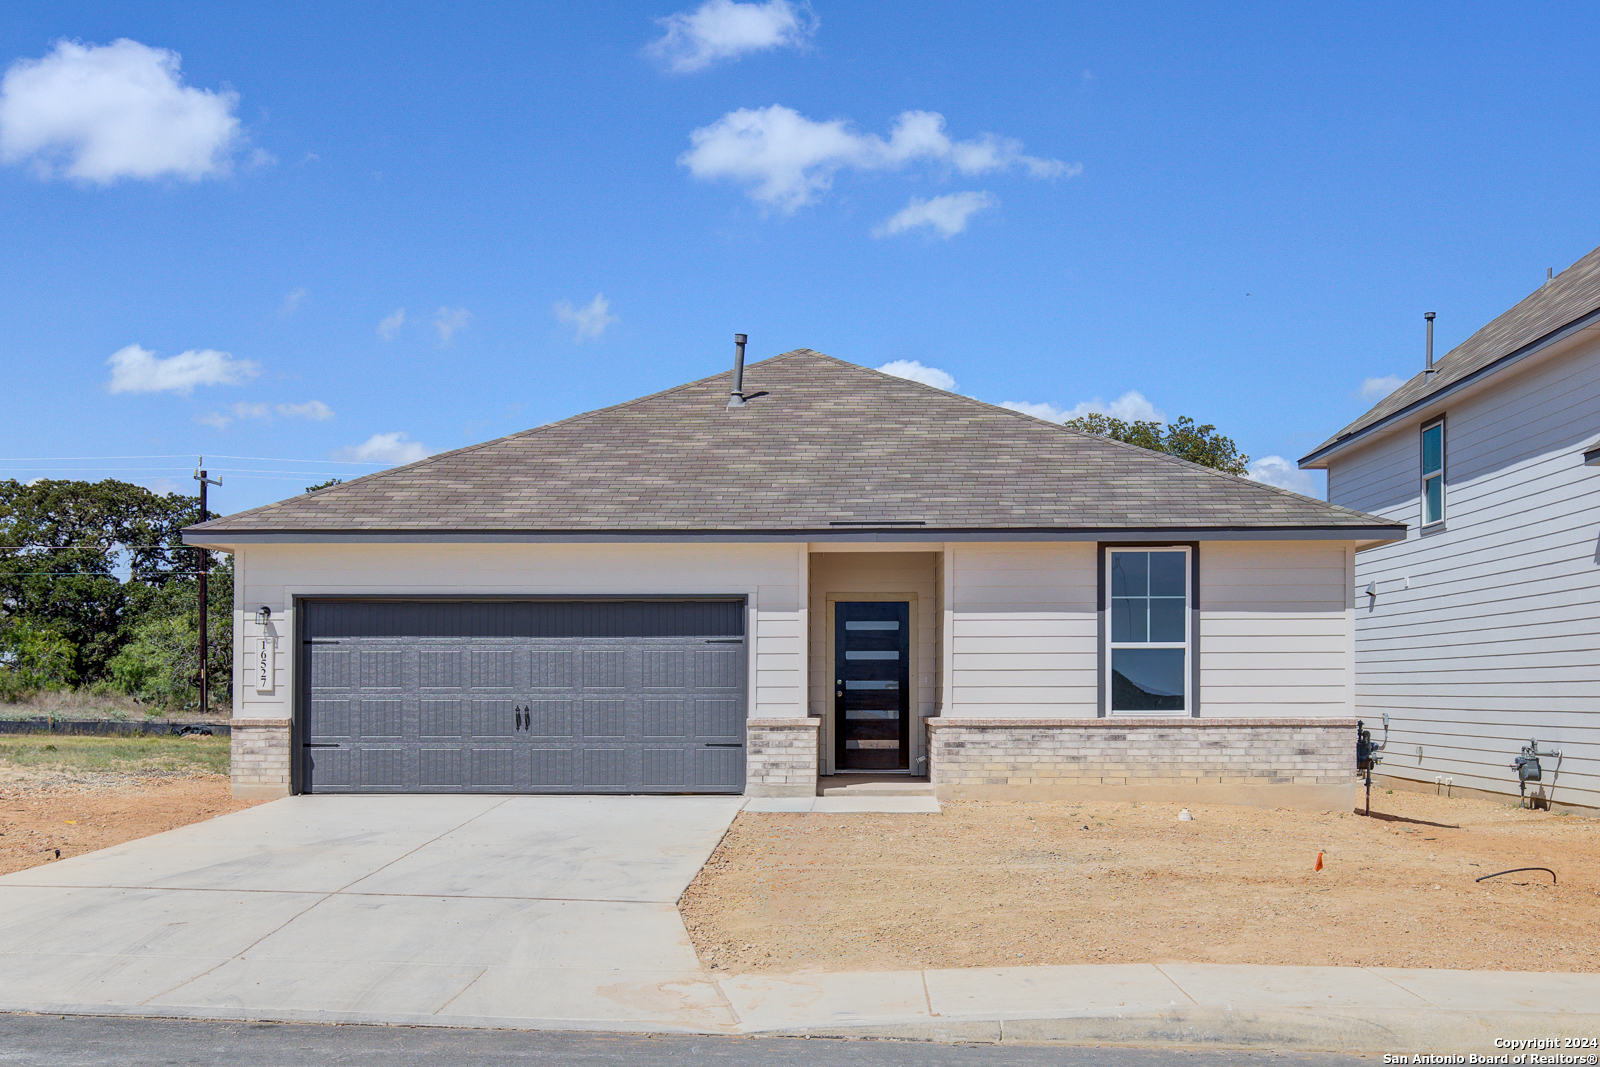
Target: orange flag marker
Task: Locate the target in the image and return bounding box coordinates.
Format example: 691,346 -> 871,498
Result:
1315,851 -> 1324,871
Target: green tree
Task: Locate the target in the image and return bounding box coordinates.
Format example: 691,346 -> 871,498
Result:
109,556 -> 233,710
0,478 -> 222,687
305,477 -> 343,492
0,617 -> 77,699
1063,414 -> 1250,476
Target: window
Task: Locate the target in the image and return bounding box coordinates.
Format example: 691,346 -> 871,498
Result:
1107,548 -> 1189,713
1421,418 -> 1445,526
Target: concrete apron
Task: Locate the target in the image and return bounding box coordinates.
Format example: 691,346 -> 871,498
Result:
2,796 -> 1598,1051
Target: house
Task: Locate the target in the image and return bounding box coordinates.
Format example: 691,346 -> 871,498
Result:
1300,248 -> 1600,815
184,348 -> 1403,805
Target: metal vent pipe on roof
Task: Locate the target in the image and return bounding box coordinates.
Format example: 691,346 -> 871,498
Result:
727,333 -> 748,408
1424,312 -> 1436,375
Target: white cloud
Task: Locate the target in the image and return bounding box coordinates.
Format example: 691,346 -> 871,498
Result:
1360,375 -> 1405,400
433,307 -> 470,345
873,191 -> 996,239
277,400 -> 333,420
554,293 -> 618,342
645,0 -> 815,73
279,287 -> 306,317
334,432 -> 430,465
1246,455 -> 1318,496
681,105 -> 1075,213
1000,390 -> 1166,425
0,39 -> 242,183
377,308 -> 406,341
106,343 -> 258,395
876,359 -> 957,391
195,398 -> 333,429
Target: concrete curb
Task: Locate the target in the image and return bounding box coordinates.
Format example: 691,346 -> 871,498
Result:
761,1008 -> 1600,1052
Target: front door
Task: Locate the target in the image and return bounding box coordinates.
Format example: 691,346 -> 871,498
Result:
834,601 -> 910,771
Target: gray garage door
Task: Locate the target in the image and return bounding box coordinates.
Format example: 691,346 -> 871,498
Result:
299,600 -> 746,794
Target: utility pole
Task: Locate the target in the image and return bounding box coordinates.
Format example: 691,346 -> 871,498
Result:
194,459 -> 222,715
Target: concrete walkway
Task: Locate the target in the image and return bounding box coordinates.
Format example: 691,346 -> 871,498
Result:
2,795 -> 1598,1052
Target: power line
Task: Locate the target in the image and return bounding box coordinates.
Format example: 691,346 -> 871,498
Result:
0,454 -> 383,465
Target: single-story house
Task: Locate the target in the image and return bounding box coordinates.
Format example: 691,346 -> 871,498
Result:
1301,246 -> 1600,814
184,348 -> 1404,805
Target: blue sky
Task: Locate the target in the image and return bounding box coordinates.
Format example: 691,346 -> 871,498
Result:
4,1 -> 1600,512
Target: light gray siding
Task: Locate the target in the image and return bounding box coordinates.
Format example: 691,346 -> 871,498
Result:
1326,336 -> 1600,810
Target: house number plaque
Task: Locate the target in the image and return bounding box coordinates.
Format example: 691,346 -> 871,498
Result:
255,635 -> 275,693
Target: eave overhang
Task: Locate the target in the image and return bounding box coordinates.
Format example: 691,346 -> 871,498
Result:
184,523 -> 1408,550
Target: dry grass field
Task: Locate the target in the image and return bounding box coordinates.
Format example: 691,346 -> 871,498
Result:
681,791 -> 1600,974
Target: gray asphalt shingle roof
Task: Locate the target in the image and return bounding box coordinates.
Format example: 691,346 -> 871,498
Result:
1302,244 -> 1600,464
191,350 -> 1395,537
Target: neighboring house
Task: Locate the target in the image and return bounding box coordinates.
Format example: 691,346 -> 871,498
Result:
1301,249 -> 1600,815
186,349 -> 1401,805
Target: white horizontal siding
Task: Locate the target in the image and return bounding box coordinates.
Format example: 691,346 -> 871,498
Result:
947,542 -> 1096,719
1198,541 -> 1352,717
1327,333 -> 1600,809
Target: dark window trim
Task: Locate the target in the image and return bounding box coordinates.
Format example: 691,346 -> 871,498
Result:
1097,542 -> 1200,719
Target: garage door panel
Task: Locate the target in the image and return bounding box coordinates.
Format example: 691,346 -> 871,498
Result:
471,650 -> 515,688
419,650 -> 463,688
360,748 -> 405,788
471,748 -> 516,788
642,748 -> 686,787
525,700 -> 574,738
470,699 -> 517,738
581,651 -> 627,688
694,649 -> 742,688
642,699 -> 686,739
359,651 -> 404,689
420,700 -> 465,740
642,651 -> 686,688
358,699 -> 404,739
528,747 -> 576,787
301,600 -> 745,794
583,749 -> 629,789
419,747 -> 463,788
312,649 -> 351,687
531,651 -> 573,688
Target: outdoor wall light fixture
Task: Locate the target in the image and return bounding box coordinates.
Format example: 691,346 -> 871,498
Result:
256,606 -> 272,629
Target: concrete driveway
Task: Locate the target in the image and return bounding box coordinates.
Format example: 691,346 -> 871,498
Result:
0,795 -> 745,1031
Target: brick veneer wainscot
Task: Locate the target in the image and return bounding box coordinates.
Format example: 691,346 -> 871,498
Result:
927,718 -> 1357,787
230,717 -> 291,797
746,717 -> 821,798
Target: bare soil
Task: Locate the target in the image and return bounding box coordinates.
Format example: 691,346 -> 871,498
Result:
680,791 -> 1600,974
0,770 -> 260,876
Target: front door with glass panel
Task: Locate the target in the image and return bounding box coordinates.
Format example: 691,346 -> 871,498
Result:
834,601 -> 910,771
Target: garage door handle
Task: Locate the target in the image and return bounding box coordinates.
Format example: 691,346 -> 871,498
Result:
303,743 -> 342,748
704,743 -> 743,748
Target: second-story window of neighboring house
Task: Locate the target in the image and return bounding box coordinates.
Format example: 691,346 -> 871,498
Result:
1421,418 -> 1445,526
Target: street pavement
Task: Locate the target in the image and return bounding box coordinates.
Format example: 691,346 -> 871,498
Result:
0,1014 -> 1376,1067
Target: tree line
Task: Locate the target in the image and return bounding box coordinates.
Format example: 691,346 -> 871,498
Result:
0,479 -> 230,709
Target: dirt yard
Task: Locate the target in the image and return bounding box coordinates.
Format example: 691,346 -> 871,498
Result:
0,735 -> 260,876
680,791 -> 1600,975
